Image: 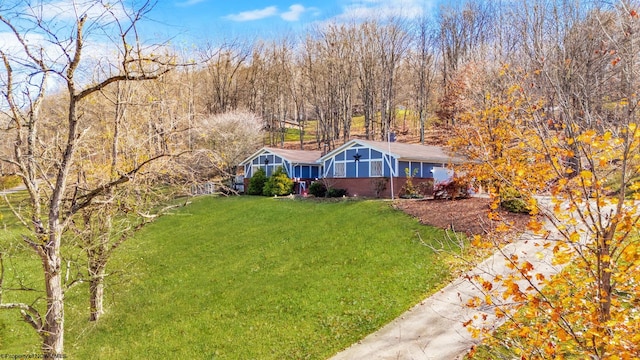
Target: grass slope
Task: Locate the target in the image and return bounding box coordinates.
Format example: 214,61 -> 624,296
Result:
2,196 -> 453,359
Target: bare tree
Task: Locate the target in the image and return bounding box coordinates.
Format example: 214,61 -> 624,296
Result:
202,40 -> 251,115
508,0 -> 624,175
288,50 -> 309,149
408,16 -> 438,144
303,28 -> 336,150
355,21 -> 382,140
325,23 -> 357,142
437,2 -> 494,125
248,37 -> 296,147
72,76 -> 190,322
302,22 -> 360,149
377,18 -> 411,140
0,1 -> 176,355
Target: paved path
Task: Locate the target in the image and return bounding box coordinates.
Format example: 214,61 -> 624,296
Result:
330,202 -> 564,360
0,184 -> 27,196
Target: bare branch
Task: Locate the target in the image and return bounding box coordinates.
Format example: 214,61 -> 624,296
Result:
66,151 -> 185,219
0,302 -> 43,333
76,70 -> 171,100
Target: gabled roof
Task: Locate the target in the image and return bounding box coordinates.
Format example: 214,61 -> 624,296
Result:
320,139 -> 467,164
240,147 -> 322,166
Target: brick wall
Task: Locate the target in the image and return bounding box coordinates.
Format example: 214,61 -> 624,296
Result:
323,177 -> 434,198
244,176 -> 435,198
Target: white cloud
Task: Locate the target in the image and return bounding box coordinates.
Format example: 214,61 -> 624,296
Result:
281,4 -> 306,22
225,6 -> 279,22
0,31 -> 64,100
338,0 -> 435,21
0,32 -> 42,53
176,0 -> 207,7
35,1 -> 128,22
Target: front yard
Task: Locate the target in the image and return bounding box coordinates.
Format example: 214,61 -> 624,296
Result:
1,195 -> 463,359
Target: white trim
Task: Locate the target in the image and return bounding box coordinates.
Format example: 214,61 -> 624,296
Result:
284,162 -> 292,177
334,162 -> 346,177
371,160 -> 383,177
239,148 -> 268,167
323,157 -> 335,178
384,154 -> 396,177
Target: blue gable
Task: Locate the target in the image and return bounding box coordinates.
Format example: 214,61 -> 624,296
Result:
323,144 -> 398,178
320,142 -> 449,180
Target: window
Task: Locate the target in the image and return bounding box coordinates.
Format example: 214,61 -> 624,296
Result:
371,160 -> 383,177
335,162 -> 346,177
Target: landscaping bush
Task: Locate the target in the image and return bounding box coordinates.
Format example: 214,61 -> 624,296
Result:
499,187 -> 530,214
309,181 -> 327,197
307,182 -> 346,198
263,167 -> 293,196
327,187 -> 348,198
415,181 -> 434,196
400,168 -> 421,198
370,178 -> 388,198
433,178 -> 471,200
247,168 -> 267,195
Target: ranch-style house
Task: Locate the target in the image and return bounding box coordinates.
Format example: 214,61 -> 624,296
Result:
239,139 -> 466,198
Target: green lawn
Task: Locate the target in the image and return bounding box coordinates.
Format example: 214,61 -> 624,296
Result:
1,196 -> 456,359
284,127 -> 316,142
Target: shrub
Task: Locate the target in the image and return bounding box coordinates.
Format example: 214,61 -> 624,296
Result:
499,187 -> 530,214
433,178 -> 471,200
370,178 -> 388,198
400,167 -> 420,198
308,181 -> 327,197
247,168 -> 267,195
263,167 -> 293,196
326,187 -> 348,198
415,180 -> 434,196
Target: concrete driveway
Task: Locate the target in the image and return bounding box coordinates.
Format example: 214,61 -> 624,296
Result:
330,203 -> 564,360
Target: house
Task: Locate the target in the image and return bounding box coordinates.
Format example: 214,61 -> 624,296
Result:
239,140 -> 465,198
240,147 -> 322,195
318,139 -> 466,198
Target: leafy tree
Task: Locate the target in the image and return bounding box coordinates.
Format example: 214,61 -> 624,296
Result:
466,125 -> 640,359
449,83 -> 553,198
263,167 -> 293,196
247,168 -> 267,195
457,58 -> 640,360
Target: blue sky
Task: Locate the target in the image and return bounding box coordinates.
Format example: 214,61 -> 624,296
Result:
143,0 -> 439,44
0,0 -> 440,97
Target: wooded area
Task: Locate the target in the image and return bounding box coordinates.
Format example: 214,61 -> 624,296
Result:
1,0 -> 639,358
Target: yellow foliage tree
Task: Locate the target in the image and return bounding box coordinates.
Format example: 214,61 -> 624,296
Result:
449,81 -> 555,206
458,77 -> 640,359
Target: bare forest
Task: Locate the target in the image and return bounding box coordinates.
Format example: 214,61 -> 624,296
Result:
1,0 -> 640,358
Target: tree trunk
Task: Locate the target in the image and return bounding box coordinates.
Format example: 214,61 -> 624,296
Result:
87,236 -> 108,322
89,272 -> 105,321
42,251 -> 64,356
598,229 -> 614,323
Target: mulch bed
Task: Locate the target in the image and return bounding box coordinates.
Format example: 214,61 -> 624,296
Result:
393,196 -> 531,236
